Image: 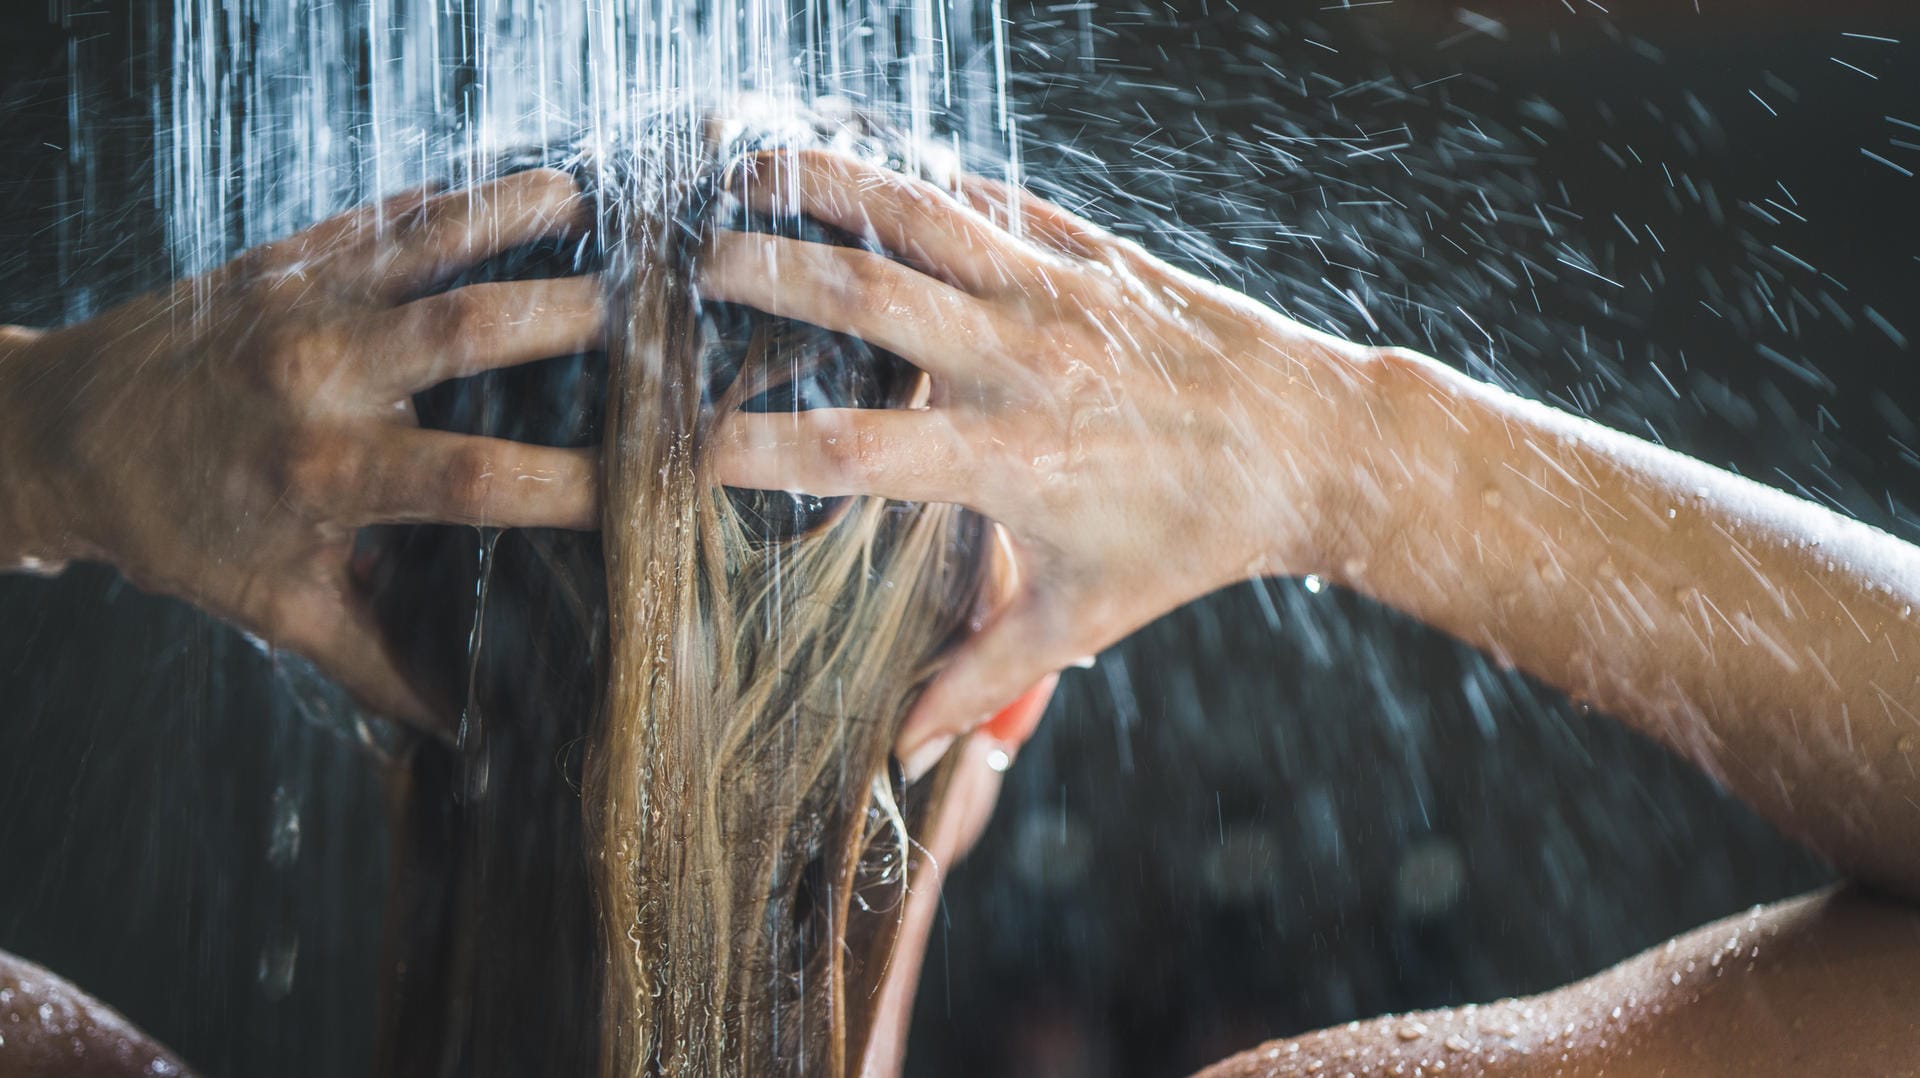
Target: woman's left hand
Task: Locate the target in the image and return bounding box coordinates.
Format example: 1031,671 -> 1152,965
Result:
699,149 -> 1387,767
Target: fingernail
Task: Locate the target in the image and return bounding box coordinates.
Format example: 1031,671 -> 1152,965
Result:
900,734 -> 957,783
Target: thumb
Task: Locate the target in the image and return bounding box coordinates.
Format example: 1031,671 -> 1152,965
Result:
899,596 -> 1067,780
275,582 -> 446,740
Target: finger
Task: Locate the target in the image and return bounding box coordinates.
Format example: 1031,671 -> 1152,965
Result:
369,276 -> 605,394
898,598 -> 1070,778
733,148 -> 1043,294
302,181 -> 449,252
698,230 -> 1003,378
954,174 -> 1110,261
371,168 -> 590,300
354,428 -> 597,529
231,182 -> 448,280
710,407 -> 979,507
269,582 -> 444,736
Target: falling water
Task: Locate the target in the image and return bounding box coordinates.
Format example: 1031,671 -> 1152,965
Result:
156,0 -> 1019,275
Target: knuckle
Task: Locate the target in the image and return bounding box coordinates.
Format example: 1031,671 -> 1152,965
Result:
430,287 -> 489,343
230,242 -> 284,283
520,166 -> 581,198
821,425 -> 881,486
448,445 -> 502,516
845,253 -> 900,317
793,147 -> 844,177
281,431 -> 358,514
515,167 -> 585,220
260,325 -> 335,396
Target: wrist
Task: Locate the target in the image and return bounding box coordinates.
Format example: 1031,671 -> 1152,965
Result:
1239,321 -> 1415,587
1310,345 -> 1466,592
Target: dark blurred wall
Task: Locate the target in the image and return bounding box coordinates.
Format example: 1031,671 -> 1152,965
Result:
1,3 -> 1916,1077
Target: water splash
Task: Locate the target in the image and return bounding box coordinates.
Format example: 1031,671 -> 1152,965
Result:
158,0 -> 1019,273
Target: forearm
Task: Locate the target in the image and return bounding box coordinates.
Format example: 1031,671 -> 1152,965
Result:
1326,347 -> 1920,898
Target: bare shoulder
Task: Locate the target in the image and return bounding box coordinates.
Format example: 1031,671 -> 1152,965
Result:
0,949 -> 193,1077
1193,887 -> 1920,1078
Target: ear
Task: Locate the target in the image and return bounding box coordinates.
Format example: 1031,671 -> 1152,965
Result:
978,672 -> 1059,747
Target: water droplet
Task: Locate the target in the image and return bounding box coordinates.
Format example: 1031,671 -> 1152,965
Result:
1444,1034 -> 1471,1052
1397,1021 -> 1429,1042
266,787 -> 301,869
1395,836 -> 1467,919
258,935 -> 299,1000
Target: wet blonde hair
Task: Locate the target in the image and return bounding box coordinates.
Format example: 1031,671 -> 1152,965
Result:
373,106 -> 986,1078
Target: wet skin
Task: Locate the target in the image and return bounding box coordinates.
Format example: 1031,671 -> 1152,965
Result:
0,952 -> 189,1077
1194,887 -> 1920,1078
699,149 -> 1920,1073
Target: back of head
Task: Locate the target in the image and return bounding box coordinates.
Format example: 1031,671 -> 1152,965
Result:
368,101 -> 988,1077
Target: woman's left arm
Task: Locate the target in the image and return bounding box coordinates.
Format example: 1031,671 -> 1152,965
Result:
699,149 -> 1920,900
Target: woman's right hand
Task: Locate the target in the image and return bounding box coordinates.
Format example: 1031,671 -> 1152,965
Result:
698,149 -> 1388,769
0,168 -> 603,733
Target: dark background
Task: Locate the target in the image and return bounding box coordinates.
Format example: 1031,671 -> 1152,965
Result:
2,2 -> 1917,1076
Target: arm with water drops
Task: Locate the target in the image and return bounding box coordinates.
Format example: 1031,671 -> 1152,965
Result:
1331,344 -> 1920,899
700,148 -> 1920,900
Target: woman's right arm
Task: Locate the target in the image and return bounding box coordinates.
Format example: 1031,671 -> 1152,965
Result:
698,149 -> 1920,900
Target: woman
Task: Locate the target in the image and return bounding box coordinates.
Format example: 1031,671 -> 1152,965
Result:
3,133 -> 1917,1078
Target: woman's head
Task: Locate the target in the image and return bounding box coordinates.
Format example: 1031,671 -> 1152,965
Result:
370,100 -> 992,1077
